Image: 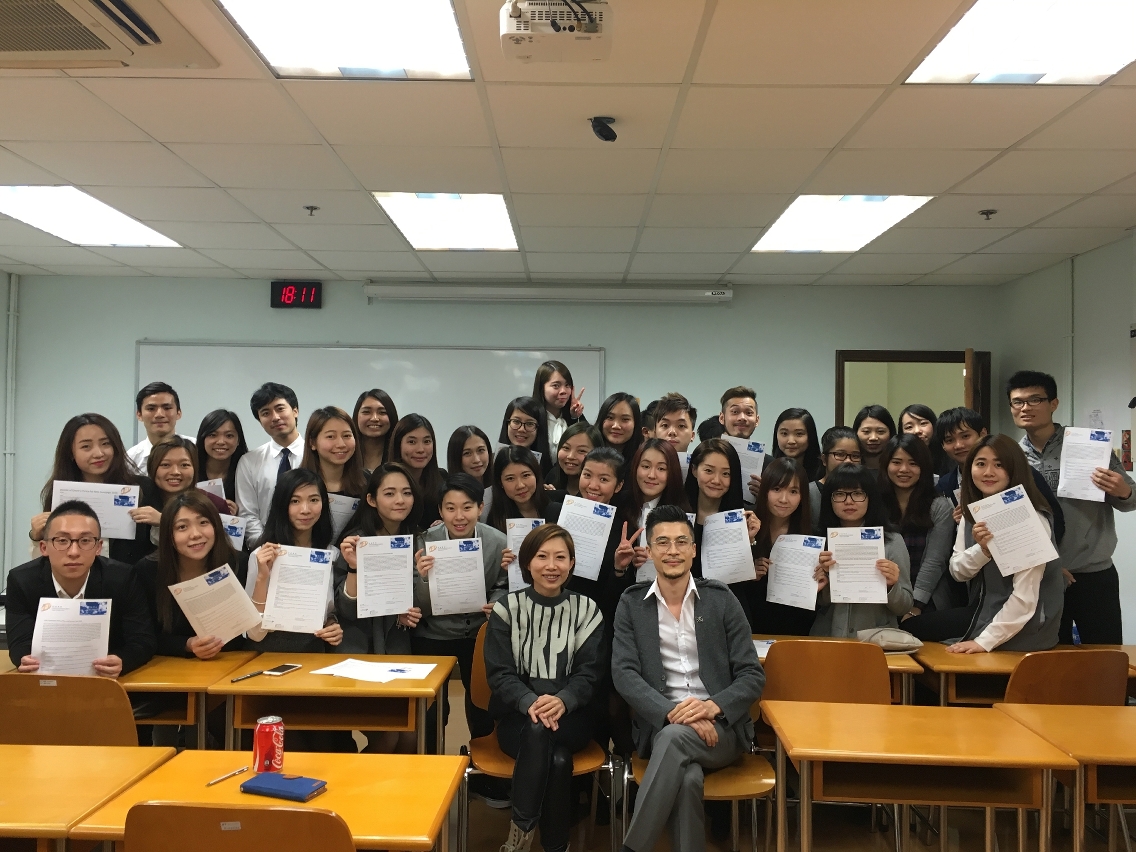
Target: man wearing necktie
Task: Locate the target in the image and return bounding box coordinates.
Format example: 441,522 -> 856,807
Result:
235,383 -> 304,548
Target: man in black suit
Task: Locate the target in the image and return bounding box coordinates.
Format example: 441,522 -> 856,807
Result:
6,500 -> 154,676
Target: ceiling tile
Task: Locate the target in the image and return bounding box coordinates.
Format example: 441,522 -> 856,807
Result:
3,142 -> 212,187
487,85 -> 679,149
938,253 -> 1071,274
306,251 -> 424,272
805,149 -> 998,194
82,187 -> 260,222
520,227 -> 637,253
0,245 -> 119,265
432,272 -> 530,281
646,194 -> 790,228
0,146 -> 66,183
846,86 -> 1088,149
200,249 -> 323,270
0,217 -> 71,247
674,87 -> 882,149
80,80 -> 319,144
695,0 -> 960,85
336,146 -> 501,193
238,269 -> 344,281
733,252 -> 851,274
274,224 -> 408,252
0,80 -> 148,141
419,252 -> 526,273
226,189 -> 388,225
154,222 -> 294,250
360,270 -> 432,281
625,272 -> 724,282
168,144 -> 356,190
657,149 -> 827,194
526,253 -> 631,273
84,247 -> 219,267
814,273 -> 921,285
723,273 -> 822,285
836,253 -> 960,274
910,273 -> 1018,286
502,148 -> 658,193
628,253 -> 736,274
638,227 -> 759,253
36,264 -> 148,276
0,262 -> 50,275
511,194 -> 647,227
898,194 -> 1079,228
139,267 -> 247,278
283,81 -> 490,147
1022,89 -> 1136,149
979,228 -> 1128,255
530,273 -> 625,282
954,151 -> 1136,195
1036,195 -> 1136,228
862,227 -> 1014,253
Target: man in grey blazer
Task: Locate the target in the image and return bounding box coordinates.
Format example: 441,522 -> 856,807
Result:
613,504 -> 764,852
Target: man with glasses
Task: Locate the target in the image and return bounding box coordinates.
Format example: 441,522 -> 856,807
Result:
6,501 -> 155,676
1008,370 -> 1136,644
612,504 -> 764,852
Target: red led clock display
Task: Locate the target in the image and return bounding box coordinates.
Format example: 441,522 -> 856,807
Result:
271,280 -> 322,309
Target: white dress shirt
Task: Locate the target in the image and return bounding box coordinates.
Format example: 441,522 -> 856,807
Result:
52,572 -> 89,600
645,573 -> 710,702
126,433 -> 194,473
235,434 -> 306,548
548,412 -> 567,449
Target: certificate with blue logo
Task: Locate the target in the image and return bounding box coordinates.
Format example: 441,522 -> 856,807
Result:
968,485 -> 1059,576
259,546 -> 335,634
30,597 -> 112,676
426,538 -> 486,616
826,527 -> 887,604
558,495 -> 617,582
356,535 -> 414,618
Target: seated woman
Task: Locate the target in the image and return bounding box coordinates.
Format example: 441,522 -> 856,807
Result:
485,522 -> 606,852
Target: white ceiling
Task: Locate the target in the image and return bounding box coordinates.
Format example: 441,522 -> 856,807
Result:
1,0 -> 1135,285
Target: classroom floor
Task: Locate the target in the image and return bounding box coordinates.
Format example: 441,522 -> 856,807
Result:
442,683 -> 1132,852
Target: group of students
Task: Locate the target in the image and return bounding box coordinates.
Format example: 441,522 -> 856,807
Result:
5,362 -> 1133,852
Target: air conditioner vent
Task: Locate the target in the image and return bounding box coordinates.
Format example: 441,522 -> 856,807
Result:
0,0 -> 110,52
89,0 -> 160,45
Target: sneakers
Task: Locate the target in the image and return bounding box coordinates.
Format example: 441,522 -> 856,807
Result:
499,821 -> 535,852
470,775 -> 512,809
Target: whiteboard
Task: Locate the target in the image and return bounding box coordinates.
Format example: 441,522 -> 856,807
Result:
135,343 -> 604,455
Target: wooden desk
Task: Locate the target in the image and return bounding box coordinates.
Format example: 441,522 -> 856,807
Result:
0,744 -> 174,852
208,653 -> 456,754
753,635 -> 924,704
761,700 -> 1077,852
997,704 -> 1136,852
70,749 -> 468,852
913,641 -> 1025,705
119,651 -> 258,749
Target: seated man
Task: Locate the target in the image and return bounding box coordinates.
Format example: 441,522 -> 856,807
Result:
613,504 -> 765,852
6,500 -> 155,676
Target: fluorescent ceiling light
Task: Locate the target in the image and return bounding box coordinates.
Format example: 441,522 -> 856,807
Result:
753,195 -> 932,253
0,186 -> 178,247
217,0 -> 471,79
908,0 -> 1136,85
373,193 -> 518,250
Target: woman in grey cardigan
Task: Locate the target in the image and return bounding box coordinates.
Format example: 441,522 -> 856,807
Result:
811,464 -> 913,637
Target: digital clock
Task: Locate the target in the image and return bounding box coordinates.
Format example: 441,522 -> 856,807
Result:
271,280 -> 322,309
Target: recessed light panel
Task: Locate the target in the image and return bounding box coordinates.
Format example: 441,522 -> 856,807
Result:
753,195 -> 932,253
0,186 -> 179,247
908,0 -> 1136,85
373,193 -> 518,250
218,0 -> 471,79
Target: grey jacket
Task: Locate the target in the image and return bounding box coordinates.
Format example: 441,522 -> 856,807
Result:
1020,426 -> 1136,574
413,522 -> 508,641
912,496 -> 956,610
612,577 -> 765,758
810,531 -> 913,639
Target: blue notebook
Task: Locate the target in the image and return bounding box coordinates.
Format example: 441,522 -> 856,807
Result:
240,773 -> 328,802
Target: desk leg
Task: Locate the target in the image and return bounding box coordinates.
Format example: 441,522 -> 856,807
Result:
939,673 -> 948,707
436,688 -> 445,755
940,805 -> 948,852
799,759 -> 812,852
224,695 -> 234,751
775,739 -> 787,852
196,693 -> 207,750
1074,765 -> 1086,852
417,698 -> 427,755
1040,769 -> 1052,852
985,808 -> 995,852
902,673 -> 912,705
1018,809 -> 1027,852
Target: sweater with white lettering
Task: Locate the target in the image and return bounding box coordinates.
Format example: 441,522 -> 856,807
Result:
484,587 -> 606,718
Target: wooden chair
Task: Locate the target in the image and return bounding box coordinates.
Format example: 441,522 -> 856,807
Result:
459,623 -> 615,852
1004,649 -> 1130,705
124,802 -> 354,852
0,673 -> 137,746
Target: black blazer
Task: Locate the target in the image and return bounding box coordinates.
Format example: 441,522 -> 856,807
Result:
134,556 -> 248,658
5,555 -> 156,673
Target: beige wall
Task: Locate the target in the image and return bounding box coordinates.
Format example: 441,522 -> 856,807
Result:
844,360 -> 965,425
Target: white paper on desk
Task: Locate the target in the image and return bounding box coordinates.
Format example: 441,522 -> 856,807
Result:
51,481 -> 139,540
1057,427 -> 1113,503
636,513 -> 696,583
328,494 -> 361,541
557,495 -> 617,581
196,478 -> 226,501
752,639 -> 774,661
827,527 -> 887,604
427,538 -> 486,616
169,564 -> 261,645
506,518 -> 544,591
968,485 -> 1059,576
219,513 -> 246,551
312,658 -> 437,683
701,509 -> 754,585
356,535 -> 414,618
724,437 -> 765,503
767,534 -> 823,610
30,598 -> 111,676
260,546 -> 334,633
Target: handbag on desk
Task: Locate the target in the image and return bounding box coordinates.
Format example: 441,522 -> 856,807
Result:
857,627 -> 923,653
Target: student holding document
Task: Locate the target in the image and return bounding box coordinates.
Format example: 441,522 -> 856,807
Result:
353,388 -> 398,472
486,446 -> 562,535
389,413 -> 447,529
853,405 -> 896,471
532,359 -> 588,450
596,392 -> 643,474
126,382 -> 193,471
195,409 -> 249,505
300,406 -> 366,540
812,465 -> 912,638
946,435 -> 1064,653
7,501 -> 155,676
546,423 -> 600,497
33,413 -> 161,565
235,382 -> 305,548
810,428 -> 862,532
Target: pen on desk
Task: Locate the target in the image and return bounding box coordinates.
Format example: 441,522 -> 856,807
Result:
206,766 -> 249,787
231,670 -> 263,682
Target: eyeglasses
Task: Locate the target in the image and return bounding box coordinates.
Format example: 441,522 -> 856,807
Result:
826,450 -> 862,463
47,535 -> 101,551
651,536 -> 694,550
831,490 -> 868,503
1009,396 -> 1050,410
509,418 -> 538,432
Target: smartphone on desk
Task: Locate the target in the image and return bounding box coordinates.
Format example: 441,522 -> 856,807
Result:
263,663 -> 302,677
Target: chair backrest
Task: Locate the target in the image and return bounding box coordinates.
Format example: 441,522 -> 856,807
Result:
471,622 -> 491,712
125,803 -> 354,852
0,673 -> 137,746
759,640 -> 893,707
1004,649 -> 1130,705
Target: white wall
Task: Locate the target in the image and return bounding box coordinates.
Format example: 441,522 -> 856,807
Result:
3,276 -> 1007,575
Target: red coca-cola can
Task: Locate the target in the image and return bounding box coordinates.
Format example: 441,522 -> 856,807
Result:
253,715 -> 284,772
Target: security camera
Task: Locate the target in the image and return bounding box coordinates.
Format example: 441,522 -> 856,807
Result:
589,116 -> 617,142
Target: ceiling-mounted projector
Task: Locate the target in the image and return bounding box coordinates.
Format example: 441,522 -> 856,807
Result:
501,0 -> 612,62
